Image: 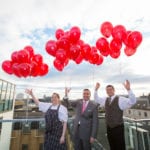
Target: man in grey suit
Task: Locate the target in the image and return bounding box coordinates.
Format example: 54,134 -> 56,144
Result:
63,88 -> 98,150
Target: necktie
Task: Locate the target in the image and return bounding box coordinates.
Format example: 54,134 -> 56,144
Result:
108,97 -> 111,105
82,101 -> 86,113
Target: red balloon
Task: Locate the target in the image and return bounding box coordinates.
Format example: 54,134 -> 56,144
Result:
124,46 -> 137,56
122,31 -> 132,46
96,37 -> 110,56
53,59 -> 64,71
11,51 -> 19,63
30,61 -> 40,77
24,46 -> 34,58
64,58 -> 69,67
17,49 -> 30,63
12,63 -> 22,77
19,63 -> 31,78
112,25 -> 126,40
2,60 -> 13,74
81,44 -> 91,61
55,49 -> 67,63
74,53 -> 83,64
69,45 -> 80,60
96,54 -> 104,65
109,50 -> 121,59
63,31 -> 70,39
55,29 -> 65,40
100,21 -> 113,38
89,52 -> 100,64
127,31 -> 143,49
77,39 -> 84,48
109,38 -> 122,52
39,63 -> 49,76
32,54 -> 43,65
89,47 -> 100,64
69,26 -> 81,44
57,37 -> 70,51
45,40 -> 57,57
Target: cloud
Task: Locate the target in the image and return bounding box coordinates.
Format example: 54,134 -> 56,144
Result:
0,0 -> 150,99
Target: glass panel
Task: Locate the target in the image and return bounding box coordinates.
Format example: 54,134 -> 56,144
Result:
0,117 -> 149,150
0,122 -> 1,136
9,84 -> 15,110
0,80 -> 3,101
0,102 -> 4,112
1,82 -> 7,101
124,118 -> 150,150
96,116 -> 109,150
4,100 -> 9,111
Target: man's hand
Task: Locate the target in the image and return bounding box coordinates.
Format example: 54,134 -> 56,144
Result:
123,80 -> 131,91
95,82 -> 100,91
90,137 -> 95,143
65,87 -> 71,96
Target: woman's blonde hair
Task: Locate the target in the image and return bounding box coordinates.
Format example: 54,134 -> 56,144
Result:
52,92 -> 60,99
52,93 -> 61,104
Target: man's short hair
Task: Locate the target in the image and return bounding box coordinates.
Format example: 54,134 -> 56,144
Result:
83,88 -> 90,91
106,85 -> 115,90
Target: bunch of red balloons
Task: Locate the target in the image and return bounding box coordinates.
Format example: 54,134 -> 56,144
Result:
2,22 -> 143,76
96,21 -> 143,58
45,26 -> 104,71
2,46 -> 49,77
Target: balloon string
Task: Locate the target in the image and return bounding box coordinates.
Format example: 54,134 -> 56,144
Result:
91,65 -> 95,90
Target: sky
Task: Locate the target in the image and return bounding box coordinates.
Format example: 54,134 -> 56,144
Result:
0,0 -> 150,99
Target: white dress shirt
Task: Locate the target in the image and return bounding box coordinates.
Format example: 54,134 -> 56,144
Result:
38,102 -> 68,122
94,90 -> 136,110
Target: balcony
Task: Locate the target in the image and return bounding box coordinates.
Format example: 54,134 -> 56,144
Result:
0,116 -> 150,150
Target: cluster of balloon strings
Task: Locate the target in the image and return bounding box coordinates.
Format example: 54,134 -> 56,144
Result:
2,21 -> 143,77
2,46 -> 49,78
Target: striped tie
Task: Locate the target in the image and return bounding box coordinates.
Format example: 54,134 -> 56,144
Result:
108,97 -> 111,105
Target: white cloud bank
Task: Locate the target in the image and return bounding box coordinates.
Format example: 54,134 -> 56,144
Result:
0,0 -> 150,98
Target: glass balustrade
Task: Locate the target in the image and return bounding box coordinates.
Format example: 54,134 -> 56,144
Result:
0,116 -> 149,150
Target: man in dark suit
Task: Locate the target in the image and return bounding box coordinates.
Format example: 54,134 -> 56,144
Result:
63,88 -> 98,150
94,80 -> 137,150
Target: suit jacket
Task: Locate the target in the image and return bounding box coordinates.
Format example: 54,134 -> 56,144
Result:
64,98 -> 99,140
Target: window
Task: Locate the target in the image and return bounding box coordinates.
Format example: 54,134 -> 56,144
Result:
0,117 -> 2,137
128,110 -> 131,114
22,122 -> 31,134
144,112 -> 147,117
13,122 -> 22,130
138,111 -> 141,116
0,79 -> 15,112
37,121 -> 45,136
39,143 -> 44,150
22,144 -> 28,150
31,121 -> 39,129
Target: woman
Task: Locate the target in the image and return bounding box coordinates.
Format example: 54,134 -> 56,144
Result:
25,89 -> 68,150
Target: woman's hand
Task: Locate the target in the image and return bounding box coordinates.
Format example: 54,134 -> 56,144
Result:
25,89 -> 33,96
60,136 -> 65,144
